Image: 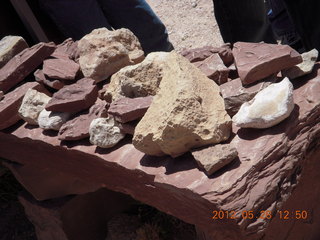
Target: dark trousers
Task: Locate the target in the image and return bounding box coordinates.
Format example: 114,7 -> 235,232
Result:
213,0 -> 276,44
38,0 -> 173,54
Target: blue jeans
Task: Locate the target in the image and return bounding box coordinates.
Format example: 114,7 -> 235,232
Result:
38,0 -> 173,54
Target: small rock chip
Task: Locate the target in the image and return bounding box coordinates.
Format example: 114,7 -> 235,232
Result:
194,53 -> 229,85
0,36 -> 28,68
78,28 -> 145,82
34,69 -> 65,90
0,42 -> 55,93
89,116 -> 125,148
107,96 -> 153,123
282,49 -> 319,79
38,109 -> 70,131
45,78 -> 98,113
119,121 -> 137,135
43,58 -> 80,81
233,77 -> 294,128
18,89 -> 51,125
0,91 -> 3,101
191,144 -> 238,175
51,38 -> 79,60
58,99 -> 108,141
220,76 -> 277,117
233,42 -> 302,85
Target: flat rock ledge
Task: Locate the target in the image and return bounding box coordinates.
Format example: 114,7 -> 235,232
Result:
1,66 -> 320,239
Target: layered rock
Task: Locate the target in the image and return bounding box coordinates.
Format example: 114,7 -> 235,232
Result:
58,99 -> 107,141
0,36 -> 28,68
133,52 -> 231,157
38,109 -> 70,131
18,89 -> 51,125
233,78 -> 294,128
34,69 -> 65,90
0,82 -> 44,130
89,116 -> 125,148
107,96 -> 153,123
78,28 -> 144,82
0,42 -> 55,93
104,52 -> 167,101
191,144 -> 238,175
46,78 -> 98,113
233,42 -> 302,85
51,38 -> 79,60
282,49 -> 318,79
43,58 -> 80,81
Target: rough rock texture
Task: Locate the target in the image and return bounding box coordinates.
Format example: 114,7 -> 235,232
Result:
233,42 -> 302,85
104,52 -> 166,101
191,144 -> 238,175
133,52 -> 231,157
0,82 -> 44,130
38,109 -> 70,131
78,28 -> 145,82
282,49 -> 318,79
89,116 -> 125,148
46,78 -> 98,113
0,42 -> 55,93
220,77 -> 277,116
18,89 -> 51,125
181,44 -> 233,66
0,36 -> 28,68
51,38 -> 79,60
43,58 -> 80,81
107,96 -> 153,123
34,69 -> 65,90
233,78 -> 294,128
58,99 -> 108,141
0,91 -> 3,101
119,121 -> 136,135
194,53 -> 229,85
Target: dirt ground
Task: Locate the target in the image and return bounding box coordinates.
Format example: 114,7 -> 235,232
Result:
146,0 -> 224,51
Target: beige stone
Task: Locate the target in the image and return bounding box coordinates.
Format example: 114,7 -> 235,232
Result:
133,52 -> 231,157
104,52 -> 167,101
18,89 -> 51,125
0,36 -> 28,68
38,109 -> 70,131
89,116 -> 125,148
233,77 -> 294,128
78,28 -> 144,82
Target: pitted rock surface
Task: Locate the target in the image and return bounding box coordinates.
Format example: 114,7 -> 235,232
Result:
78,28 -> 144,82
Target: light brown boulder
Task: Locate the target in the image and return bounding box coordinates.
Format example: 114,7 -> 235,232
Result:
133,52 -> 231,157
18,89 -> 51,125
0,36 -> 28,68
78,28 -> 144,82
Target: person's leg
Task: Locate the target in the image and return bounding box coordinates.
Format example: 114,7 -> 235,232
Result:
213,0 -> 276,44
97,0 -> 173,54
38,0 -> 112,40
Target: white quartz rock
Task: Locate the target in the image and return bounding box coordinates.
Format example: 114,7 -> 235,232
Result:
38,109 -> 70,131
89,116 -> 125,148
233,78 -> 294,129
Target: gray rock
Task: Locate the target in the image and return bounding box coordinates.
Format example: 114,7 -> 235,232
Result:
38,109 -> 70,131
0,36 -> 28,68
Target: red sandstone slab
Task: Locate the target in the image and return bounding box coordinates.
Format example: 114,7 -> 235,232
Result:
0,42 -> 55,93
34,69 -> 65,90
233,42 -> 302,85
43,58 -> 80,81
51,38 -> 79,61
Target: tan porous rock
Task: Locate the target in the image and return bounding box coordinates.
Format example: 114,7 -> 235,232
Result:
233,77 -> 294,128
38,109 -> 70,131
104,52 -> 167,101
89,116 -> 125,148
78,28 -> 144,82
282,49 -> 319,79
0,36 -> 28,68
18,89 -> 51,125
133,52 -> 231,157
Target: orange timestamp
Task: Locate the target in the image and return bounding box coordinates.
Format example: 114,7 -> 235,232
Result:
212,210 -> 308,220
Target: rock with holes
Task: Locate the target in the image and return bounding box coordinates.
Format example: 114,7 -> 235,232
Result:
89,116 -> 125,148
78,28 -> 144,82
38,109 -> 70,131
18,89 -> 51,125
0,36 -> 28,68
233,77 -> 294,128
133,52 -> 231,157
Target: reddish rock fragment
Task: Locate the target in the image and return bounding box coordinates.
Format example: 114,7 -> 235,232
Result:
58,99 -> 108,141
45,78 -> 98,113
51,38 -> 79,60
108,96 -> 153,123
34,69 -> 65,90
43,58 -> 80,81
119,121 -> 137,135
0,42 -> 55,93
233,42 -> 302,85
194,53 -> 229,85
0,82 -> 44,130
